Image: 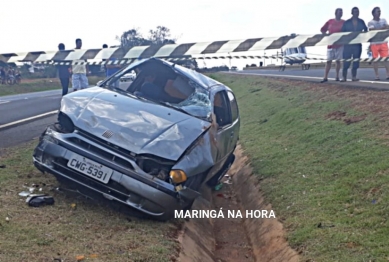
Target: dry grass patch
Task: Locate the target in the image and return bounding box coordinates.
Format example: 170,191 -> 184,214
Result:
0,140 -> 181,262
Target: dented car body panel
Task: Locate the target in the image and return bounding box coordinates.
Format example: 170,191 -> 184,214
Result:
60,87 -> 211,161
33,58 -> 240,220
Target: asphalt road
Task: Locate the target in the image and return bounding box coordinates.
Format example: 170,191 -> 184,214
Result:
0,83 -> 132,150
0,90 -> 62,150
0,90 -> 61,125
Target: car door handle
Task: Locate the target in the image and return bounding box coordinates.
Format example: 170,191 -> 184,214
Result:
230,131 -> 234,137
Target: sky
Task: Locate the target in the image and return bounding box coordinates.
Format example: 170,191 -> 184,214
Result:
1,0 -> 388,69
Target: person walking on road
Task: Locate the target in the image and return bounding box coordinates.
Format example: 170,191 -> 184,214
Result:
71,38 -> 89,91
368,7 -> 389,80
56,43 -> 71,96
340,7 -> 368,82
320,8 -> 345,83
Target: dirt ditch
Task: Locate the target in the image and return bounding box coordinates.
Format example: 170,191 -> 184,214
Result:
178,145 -> 299,262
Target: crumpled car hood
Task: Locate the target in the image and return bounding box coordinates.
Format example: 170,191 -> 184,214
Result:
61,87 -> 211,161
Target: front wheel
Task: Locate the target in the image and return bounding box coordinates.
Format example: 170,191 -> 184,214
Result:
207,154 -> 235,187
179,172 -> 207,211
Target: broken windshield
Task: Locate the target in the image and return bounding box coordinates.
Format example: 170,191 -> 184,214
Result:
99,59 -> 213,121
166,88 -> 212,121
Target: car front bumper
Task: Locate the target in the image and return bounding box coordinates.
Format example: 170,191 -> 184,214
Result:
33,126 -> 198,219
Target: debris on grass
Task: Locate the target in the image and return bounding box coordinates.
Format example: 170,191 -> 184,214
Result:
214,183 -> 223,191
223,177 -> 232,185
26,195 -> 54,207
18,191 -> 30,197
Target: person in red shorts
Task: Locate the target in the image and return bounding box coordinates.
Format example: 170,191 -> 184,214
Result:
320,8 -> 345,83
368,7 -> 389,80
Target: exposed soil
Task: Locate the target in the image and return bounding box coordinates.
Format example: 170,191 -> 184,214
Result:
228,146 -> 299,262
178,145 -> 299,262
326,110 -> 347,120
212,179 -> 254,262
326,110 -> 367,125
343,115 -> 367,125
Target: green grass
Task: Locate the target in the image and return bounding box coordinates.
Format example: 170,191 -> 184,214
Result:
0,76 -> 103,96
209,73 -> 389,261
0,140 -> 181,261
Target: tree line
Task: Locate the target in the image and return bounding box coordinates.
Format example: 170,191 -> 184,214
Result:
115,26 -> 199,69
116,26 -> 177,48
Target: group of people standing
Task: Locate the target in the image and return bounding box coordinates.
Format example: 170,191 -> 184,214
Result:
320,6 -> 389,82
56,38 -> 89,96
0,66 -> 21,84
56,40 -> 122,96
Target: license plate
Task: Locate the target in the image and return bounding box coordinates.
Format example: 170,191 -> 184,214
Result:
67,153 -> 113,184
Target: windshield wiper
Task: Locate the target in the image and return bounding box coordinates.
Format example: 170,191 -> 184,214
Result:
104,85 -> 139,99
158,101 -> 190,114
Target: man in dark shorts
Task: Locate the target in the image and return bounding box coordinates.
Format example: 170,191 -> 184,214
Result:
340,7 -> 368,82
56,43 -> 71,95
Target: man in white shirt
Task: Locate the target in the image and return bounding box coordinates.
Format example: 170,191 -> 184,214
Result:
71,38 -> 89,91
368,7 -> 389,80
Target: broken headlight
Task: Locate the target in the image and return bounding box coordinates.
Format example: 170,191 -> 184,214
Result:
136,156 -> 175,183
58,112 -> 75,133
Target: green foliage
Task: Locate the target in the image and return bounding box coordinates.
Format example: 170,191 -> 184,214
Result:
116,26 -> 177,49
210,73 -> 389,261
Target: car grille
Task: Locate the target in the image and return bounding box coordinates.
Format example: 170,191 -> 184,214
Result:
65,135 -> 134,171
76,129 -> 137,160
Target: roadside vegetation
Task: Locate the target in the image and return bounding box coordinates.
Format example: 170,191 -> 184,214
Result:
210,73 -> 389,261
2,71 -> 389,261
0,140 -> 181,261
0,76 -> 103,97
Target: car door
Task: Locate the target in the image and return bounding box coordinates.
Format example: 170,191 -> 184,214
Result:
226,90 -> 240,155
212,89 -> 233,171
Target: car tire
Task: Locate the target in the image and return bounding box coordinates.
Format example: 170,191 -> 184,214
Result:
207,153 -> 235,188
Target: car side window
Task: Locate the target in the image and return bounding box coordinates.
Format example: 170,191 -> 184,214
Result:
213,91 -> 232,128
227,91 -> 239,123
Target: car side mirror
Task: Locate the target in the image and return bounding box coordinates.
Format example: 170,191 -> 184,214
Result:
97,80 -> 103,86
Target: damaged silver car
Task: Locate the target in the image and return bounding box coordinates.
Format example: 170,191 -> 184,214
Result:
33,58 -> 240,221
